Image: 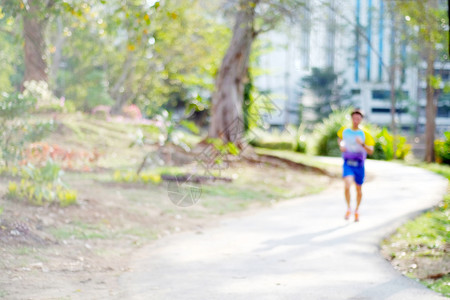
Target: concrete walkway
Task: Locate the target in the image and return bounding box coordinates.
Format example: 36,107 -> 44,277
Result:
120,159 -> 448,299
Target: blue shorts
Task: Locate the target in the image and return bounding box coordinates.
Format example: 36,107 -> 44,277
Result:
343,160 -> 365,185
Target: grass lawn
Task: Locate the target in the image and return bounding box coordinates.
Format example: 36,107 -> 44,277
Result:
381,161 -> 450,297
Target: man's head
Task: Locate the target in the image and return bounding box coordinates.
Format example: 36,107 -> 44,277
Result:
351,108 -> 364,118
351,108 -> 364,128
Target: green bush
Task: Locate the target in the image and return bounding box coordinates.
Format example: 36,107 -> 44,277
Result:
7,160 -> 77,206
294,124 -> 307,153
311,109 -> 351,156
250,139 -> 295,151
363,124 -> 386,160
310,109 -> 411,160
294,138 -> 307,153
435,132 -> 450,165
376,127 -> 411,160
113,170 -> 161,184
249,128 -> 300,152
0,91 -> 53,167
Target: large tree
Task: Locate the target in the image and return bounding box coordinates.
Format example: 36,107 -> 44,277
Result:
104,0 -> 230,115
2,0 -> 60,88
1,0 -> 93,90
393,0 -> 449,162
209,0 -> 305,145
301,67 -> 343,122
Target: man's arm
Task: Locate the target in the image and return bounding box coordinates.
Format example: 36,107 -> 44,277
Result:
337,127 -> 346,152
338,138 -> 346,152
355,137 -> 374,155
362,144 -> 374,155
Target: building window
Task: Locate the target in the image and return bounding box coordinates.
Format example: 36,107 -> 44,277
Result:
435,69 -> 450,81
437,106 -> 450,118
351,89 -> 361,95
372,90 -> 390,100
372,107 -> 408,114
437,94 -> 450,117
372,90 -> 409,100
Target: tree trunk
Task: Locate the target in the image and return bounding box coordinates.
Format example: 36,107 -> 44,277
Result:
423,0 -> 438,163
415,68 -> 421,135
49,17 -> 65,89
22,2 -> 48,90
111,51 -> 135,115
209,0 -> 259,146
389,9 -> 397,158
389,66 -> 397,158
424,54 -> 437,163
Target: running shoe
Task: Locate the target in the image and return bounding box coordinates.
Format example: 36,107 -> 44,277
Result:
345,209 -> 351,220
354,211 -> 359,222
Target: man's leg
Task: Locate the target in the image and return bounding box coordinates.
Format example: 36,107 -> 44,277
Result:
353,164 -> 365,222
354,184 -> 362,221
355,184 -> 362,211
344,176 -> 353,219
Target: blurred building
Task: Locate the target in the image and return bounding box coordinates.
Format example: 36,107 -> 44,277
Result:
255,0 -> 450,135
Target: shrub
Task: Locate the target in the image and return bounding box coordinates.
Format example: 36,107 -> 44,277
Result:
23,81 -> 74,113
7,160 -> 77,206
435,132 -> 450,165
376,127 -> 411,160
22,142 -> 100,171
294,124 -> 307,153
23,81 -> 61,110
113,170 -> 161,184
310,109 -> 411,160
0,91 -> 53,167
249,128 -> 298,151
363,124 -> 386,160
250,139 -> 295,151
311,109 -> 351,156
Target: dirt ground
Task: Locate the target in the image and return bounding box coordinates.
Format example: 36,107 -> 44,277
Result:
1,157 -> 445,299
0,180 -> 224,299
0,158 -> 334,300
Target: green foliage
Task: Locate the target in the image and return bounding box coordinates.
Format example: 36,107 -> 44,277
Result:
0,13 -> 22,92
63,69 -> 114,111
7,160 -> 77,206
185,94 -> 209,116
179,120 -> 200,135
0,91 -> 53,166
243,70 -> 255,132
311,109 -> 350,156
376,127 -> 412,160
113,170 -> 161,184
423,275 -> 450,297
294,125 -> 307,153
206,138 -> 240,157
382,191 -> 450,297
434,132 -> 450,165
363,124 -> 385,160
100,0 -> 230,116
1,0 -> 231,116
310,109 -> 411,160
301,67 -> 345,122
249,126 -> 307,153
394,1 -> 448,61
131,110 -> 193,151
251,139 -> 295,151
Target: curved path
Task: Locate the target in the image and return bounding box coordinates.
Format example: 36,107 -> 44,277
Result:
120,159 -> 448,299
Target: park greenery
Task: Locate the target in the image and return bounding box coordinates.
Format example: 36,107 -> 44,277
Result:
382,163 -> 450,297
0,0 -> 449,297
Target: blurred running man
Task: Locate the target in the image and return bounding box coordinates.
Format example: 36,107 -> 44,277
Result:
337,109 -> 374,222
